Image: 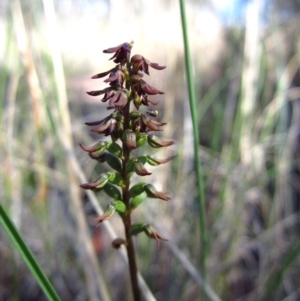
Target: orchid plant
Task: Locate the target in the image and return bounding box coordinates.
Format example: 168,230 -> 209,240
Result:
80,42 -> 173,301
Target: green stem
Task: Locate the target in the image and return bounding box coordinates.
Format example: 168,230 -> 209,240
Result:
179,0 -> 207,279
122,91 -> 141,301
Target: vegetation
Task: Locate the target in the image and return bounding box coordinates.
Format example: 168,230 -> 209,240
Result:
1,0 -> 300,300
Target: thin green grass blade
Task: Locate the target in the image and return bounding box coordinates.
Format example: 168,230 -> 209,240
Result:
179,0 -> 207,279
0,203 -> 62,301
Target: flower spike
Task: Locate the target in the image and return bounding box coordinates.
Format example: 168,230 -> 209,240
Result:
80,42 -> 172,298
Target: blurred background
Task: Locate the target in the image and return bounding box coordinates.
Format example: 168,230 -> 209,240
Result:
1,0 -> 300,300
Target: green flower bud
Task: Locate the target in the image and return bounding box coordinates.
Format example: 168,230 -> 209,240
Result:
107,142 -> 123,158
133,91 -> 142,109
105,152 -> 122,172
136,133 -> 147,147
113,200 -> 126,214
130,192 -> 147,210
129,223 -> 146,236
103,182 -> 121,200
129,111 -> 141,120
108,172 -> 124,187
129,182 -> 146,198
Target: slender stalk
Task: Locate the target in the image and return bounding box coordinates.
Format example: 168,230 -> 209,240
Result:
122,94 -> 141,301
124,217 -> 141,301
179,0 -> 207,278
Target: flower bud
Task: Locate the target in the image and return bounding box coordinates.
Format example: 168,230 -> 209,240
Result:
89,152 -> 106,162
129,182 -> 146,198
134,160 -> 152,176
123,129 -> 136,149
80,173 -> 110,190
105,152 -> 122,172
130,192 -> 147,210
129,223 -> 146,236
136,133 -> 147,147
129,111 -> 141,120
79,141 -> 107,153
94,203 -> 116,226
144,184 -> 170,201
108,172 -> 124,187
147,135 -> 175,148
113,200 -> 126,214
106,142 -> 123,158
146,155 -> 173,166
103,182 -> 121,200
143,224 -> 168,245
133,91 -> 142,109
112,238 -> 126,249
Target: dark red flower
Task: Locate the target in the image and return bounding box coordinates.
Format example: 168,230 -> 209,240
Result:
132,78 -> 164,96
131,54 -> 166,75
85,114 -> 122,140
103,42 -> 133,65
140,114 -> 166,131
104,69 -> 125,86
107,89 -> 128,109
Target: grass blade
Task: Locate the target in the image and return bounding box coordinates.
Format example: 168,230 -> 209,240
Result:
0,203 -> 61,301
179,0 -> 207,278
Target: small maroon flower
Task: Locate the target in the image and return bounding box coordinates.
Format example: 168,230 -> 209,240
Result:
103,42 -> 133,65
94,203 -> 116,227
107,89 -> 128,109
84,114 -> 122,140
131,54 -> 166,75
104,68 -> 125,87
80,173 -> 110,190
133,160 -> 152,176
132,78 -> 164,96
143,224 -> 168,246
140,114 -> 166,132
140,94 -> 159,107
147,134 -> 175,148
144,184 -> 170,201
